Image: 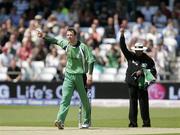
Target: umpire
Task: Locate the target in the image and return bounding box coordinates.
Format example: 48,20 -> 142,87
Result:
119,28 -> 156,127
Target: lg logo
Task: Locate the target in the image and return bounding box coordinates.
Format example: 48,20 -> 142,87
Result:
0,85 -> 10,98
148,83 -> 166,99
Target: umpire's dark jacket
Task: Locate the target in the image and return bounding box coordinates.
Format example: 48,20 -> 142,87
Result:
120,35 -> 156,86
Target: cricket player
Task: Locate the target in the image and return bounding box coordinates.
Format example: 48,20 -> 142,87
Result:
37,28 -> 95,129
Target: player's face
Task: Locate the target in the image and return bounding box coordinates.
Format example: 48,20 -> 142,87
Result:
66,31 -> 76,44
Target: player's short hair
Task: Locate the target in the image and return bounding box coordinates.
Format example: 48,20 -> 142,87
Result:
67,28 -> 77,36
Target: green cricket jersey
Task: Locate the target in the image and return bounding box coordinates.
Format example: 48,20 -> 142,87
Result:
44,36 -> 95,74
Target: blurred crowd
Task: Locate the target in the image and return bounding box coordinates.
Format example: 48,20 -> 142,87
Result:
0,0 -> 179,82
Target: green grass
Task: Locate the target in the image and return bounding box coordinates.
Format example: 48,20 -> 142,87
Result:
0,105 -> 180,128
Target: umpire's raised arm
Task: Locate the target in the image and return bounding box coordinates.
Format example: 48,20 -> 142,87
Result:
119,28 -> 132,60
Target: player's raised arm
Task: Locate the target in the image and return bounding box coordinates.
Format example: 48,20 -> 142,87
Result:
36,29 -> 58,44
36,29 -> 67,49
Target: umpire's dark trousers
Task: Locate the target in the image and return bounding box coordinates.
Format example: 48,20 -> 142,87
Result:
128,85 -> 151,126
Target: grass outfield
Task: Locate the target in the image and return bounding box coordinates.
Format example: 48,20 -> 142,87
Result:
0,105 -> 180,128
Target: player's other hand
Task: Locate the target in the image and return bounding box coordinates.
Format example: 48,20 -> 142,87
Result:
86,74 -> 93,88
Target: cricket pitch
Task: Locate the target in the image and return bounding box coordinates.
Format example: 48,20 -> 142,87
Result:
1,126 -> 180,135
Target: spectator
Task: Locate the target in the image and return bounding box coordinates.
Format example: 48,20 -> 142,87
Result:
153,9 -> 167,28
8,33 -> 21,54
115,0 -> 128,20
162,19 -> 178,59
5,19 -> 16,34
132,17 -> 150,33
88,18 -> 104,38
24,19 -> 39,46
98,5 -> 109,26
173,1 -> 180,26
67,6 -> 79,26
0,23 -> 11,47
13,0 -> 29,15
106,43 -> 121,69
3,41 -> 16,56
146,25 -> 162,46
86,23 -> 102,49
146,39 -> 156,59
34,14 -> 44,27
17,18 -> 26,41
104,17 -> 116,38
93,46 -> 106,73
171,10 -> 179,29
162,19 -> 178,39
53,2 -> 69,24
6,58 -> 22,82
115,17 -> 132,45
53,52 -> 67,82
45,46 -> 60,68
45,14 -> 58,37
0,27 -> 4,49
9,7 -> 21,27
159,1 -> 172,18
140,1 -> 155,22
131,28 -> 146,43
20,60 -> 35,81
31,41 -> 47,61
79,9 -> 93,27
0,7 -> 9,24
155,40 -> 170,80
73,22 -> 85,42
55,26 -> 67,40
0,46 -> 13,67
17,37 -> 33,61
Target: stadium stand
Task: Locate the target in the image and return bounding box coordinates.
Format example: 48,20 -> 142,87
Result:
0,0 -> 179,82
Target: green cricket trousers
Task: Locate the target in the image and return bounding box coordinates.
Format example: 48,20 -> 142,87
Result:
56,72 -> 91,124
